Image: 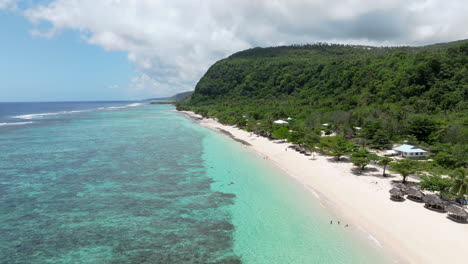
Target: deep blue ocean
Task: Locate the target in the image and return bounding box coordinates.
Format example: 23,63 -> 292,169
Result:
0,102 -> 391,263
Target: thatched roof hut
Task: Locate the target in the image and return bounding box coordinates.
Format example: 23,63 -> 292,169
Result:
389,187 -> 404,201
394,183 -> 410,194
406,187 -> 425,202
423,194 -> 445,212
446,204 -> 468,223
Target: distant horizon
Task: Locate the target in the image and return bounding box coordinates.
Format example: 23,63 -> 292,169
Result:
0,100 -> 141,103
0,90 -> 194,103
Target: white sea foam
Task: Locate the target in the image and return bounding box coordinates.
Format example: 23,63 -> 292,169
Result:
305,186 -> 320,199
356,225 -> 383,248
367,234 -> 383,248
12,103 -> 145,119
106,106 -> 127,110
14,112 -> 60,120
127,103 -> 144,107
103,103 -> 145,110
13,110 -> 93,120
0,121 -> 33,126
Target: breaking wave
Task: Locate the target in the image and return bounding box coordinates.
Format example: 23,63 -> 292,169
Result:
103,103 -> 144,110
0,121 -> 34,126
13,103 -> 145,120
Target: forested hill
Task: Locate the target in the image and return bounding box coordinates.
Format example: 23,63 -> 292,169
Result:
177,40 -> 467,155
187,41 -> 467,111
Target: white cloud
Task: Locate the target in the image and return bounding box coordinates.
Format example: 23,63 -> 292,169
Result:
17,0 -> 468,97
0,0 -> 17,9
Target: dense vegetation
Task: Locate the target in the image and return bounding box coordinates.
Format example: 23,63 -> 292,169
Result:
177,40 -> 468,198
147,91 -> 193,102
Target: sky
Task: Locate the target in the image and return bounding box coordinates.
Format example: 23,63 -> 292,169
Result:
1,0 -> 467,102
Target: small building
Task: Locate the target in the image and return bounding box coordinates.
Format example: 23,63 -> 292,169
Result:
392,144 -> 427,158
406,187 -> 425,202
389,187 -> 404,201
446,204 -> 468,223
274,120 -> 288,124
383,150 -> 398,156
423,194 -> 446,212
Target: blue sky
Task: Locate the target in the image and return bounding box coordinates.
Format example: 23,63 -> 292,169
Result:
0,11 -> 133,102
1,1 -> 467,102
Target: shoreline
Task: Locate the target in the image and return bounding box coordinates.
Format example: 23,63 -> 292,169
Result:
177,110 -> 468,264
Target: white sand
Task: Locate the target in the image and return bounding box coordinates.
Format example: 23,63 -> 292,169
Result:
179,111 -> 468,264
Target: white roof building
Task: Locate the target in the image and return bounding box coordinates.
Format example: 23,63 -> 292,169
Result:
392,144 -> 427,157
274,120 -> 288,124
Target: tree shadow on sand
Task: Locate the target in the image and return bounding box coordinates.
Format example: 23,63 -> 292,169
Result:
351,167 -> 398,179
326,157 -> 352,164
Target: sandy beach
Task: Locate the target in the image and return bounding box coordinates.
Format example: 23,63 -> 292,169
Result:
179,110 -> 468,264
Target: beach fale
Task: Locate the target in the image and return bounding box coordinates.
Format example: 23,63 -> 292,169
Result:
389,187 -> 405,201
406,187 -> 425,202
446,204 -> 468,223
423,194 -> 446,212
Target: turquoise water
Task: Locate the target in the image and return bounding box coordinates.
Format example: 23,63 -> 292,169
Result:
0,104 -> 391,263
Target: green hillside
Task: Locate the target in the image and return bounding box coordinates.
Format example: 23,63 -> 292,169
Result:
177,40 -> 467,170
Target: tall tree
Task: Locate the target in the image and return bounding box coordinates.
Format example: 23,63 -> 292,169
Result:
350,149 -> 378,174
319,136 -> 356,161
377,156 -> 393,177
389,159 -> 419,183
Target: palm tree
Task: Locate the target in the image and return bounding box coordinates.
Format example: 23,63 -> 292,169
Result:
449,168 -> 468,198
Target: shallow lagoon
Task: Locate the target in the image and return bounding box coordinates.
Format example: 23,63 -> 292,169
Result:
0,104 -> 390,263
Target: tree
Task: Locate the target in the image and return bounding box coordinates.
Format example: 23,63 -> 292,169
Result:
271,127 -> 289,139
389,159 -> 419,183
362,120 -> 381,142
419,175 -> 453,196
287,130 -> 305,144
350,149 -> 378,174
303,128 -> 321,149
449,168 -> 468,198
319,136 -> 356,161
371,129 -> 391,149
434,151 -> 457,169
377,157 -> 393,177
406,115 -> 439,142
